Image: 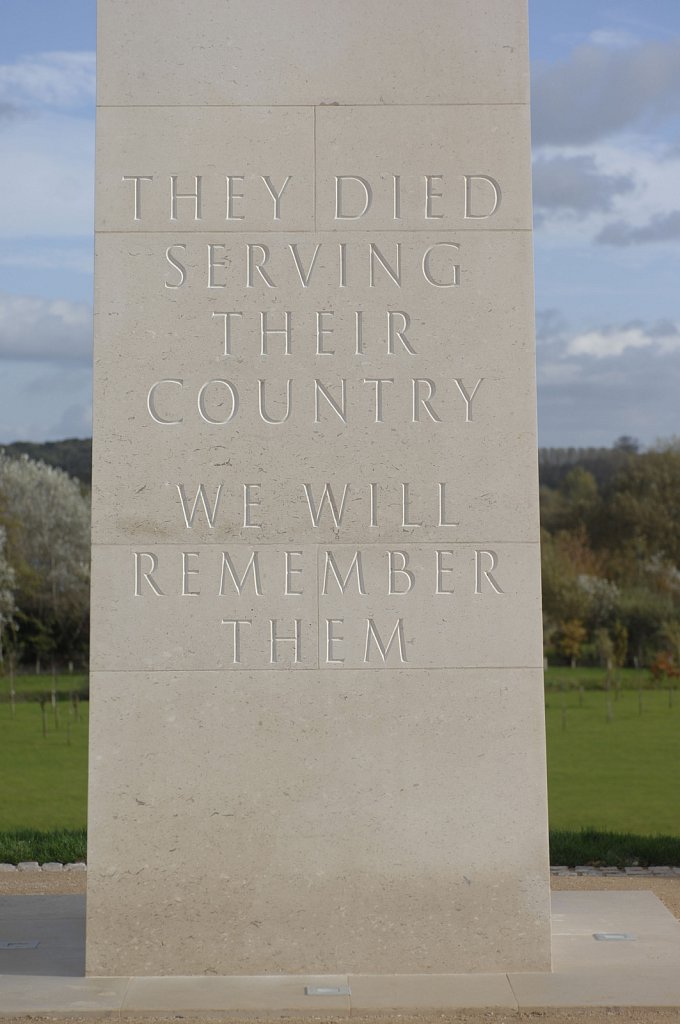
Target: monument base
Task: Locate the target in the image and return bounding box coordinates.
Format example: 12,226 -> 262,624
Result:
86,669 -> 551,977
1,891 -> 680,1013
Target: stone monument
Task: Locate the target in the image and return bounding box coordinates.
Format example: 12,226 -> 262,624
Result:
87,0 -> 551,976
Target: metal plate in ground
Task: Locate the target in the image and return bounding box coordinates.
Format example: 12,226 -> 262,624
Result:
305,985 -> 351,995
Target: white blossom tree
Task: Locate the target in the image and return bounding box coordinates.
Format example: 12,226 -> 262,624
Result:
0,453 -> 90,665
0,524 -> 16,665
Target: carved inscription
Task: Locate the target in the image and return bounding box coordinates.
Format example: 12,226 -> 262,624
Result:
122,173 -> 502,224
132,545 -> 506,667
173,482 -> 461,530
146,377 -> 484,426
163,240 -> 462,289
123,161 -> 512,667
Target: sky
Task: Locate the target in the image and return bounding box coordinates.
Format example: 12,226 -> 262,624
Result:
0,2 -> 679,448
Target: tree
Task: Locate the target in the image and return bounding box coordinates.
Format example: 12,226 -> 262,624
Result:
540,469 -> 599,535
613,436 -> 640,455
557,619 -> 588,668
617,586 -> 675,666
599,448 -> 680,566
611,621 -> 629,668
659,620 -> 680,665
540,528 -> 603,637
577,574 -> 620,630
540,441 -> 680,669
0,525 -> 15,666
593,627 -> 614,668
0,454 -> 90,664
561,466 -> 599,510
649,651 -> 680,683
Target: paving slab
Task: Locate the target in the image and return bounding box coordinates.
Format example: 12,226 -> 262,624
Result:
0,975 -> 129,1016
0,895 -> 85,976
551,891 -> 680,971
346,972 -> 517,1010
122,975 -> 351,1015
508,968 -> 680,1008
0,891 -> 679,1013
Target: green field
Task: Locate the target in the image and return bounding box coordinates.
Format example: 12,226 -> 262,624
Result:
1,673 -> 89,699
0,700 -> 88,830
0,684 -> 678,837
546,687 -> 679,834
544,665 -> 660,691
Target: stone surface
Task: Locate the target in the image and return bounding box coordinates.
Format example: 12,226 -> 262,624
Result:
97,0 -> 529,107
551,891 -> 680,971
89,0 -> 550,977
0,895 -> 85,977
90,542 -> 542,673
347,973 -> 517,1010
90,228 -> 540,552
0,974 -> 128,1015
90,229 -> 539,547
508,969 -> 680,1008
87,669 -> 548,975
508,891 -> 680,1008
5,891 -> 680,1011
122,975 -> 351,1014
315,105 -> 533,232
96,106 -> 315,233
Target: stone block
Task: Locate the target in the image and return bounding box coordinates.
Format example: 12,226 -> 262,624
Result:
89,0 -> 550,977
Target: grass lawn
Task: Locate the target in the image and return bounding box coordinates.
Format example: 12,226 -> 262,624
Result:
546,687 -> 679,835
544,665 -> 658,691
1,685 -> 678,839
0,673 -> 89,699
0,700 -> 88,830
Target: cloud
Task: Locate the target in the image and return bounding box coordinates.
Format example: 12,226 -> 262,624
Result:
532,38 -> 680,145
567,324 -> 668,359
0,246 -> 93,276
566,321 -> 680,359
536,308 -> 569,343
533,154 -> 634,215
536,314 -> 680,446
51,402 -> 92,440
0,54 -> 94,238
587,30 -> 638,50
0,360 -> 92,444
0,110 -> 93,237
0,291 -> 92,363
531,140 -> 680,258
0,52 -> 95,111
596,210 -> 680,246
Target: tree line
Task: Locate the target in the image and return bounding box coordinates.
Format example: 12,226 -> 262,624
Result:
541,437 -> 680,673
0,437 -> 679,673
